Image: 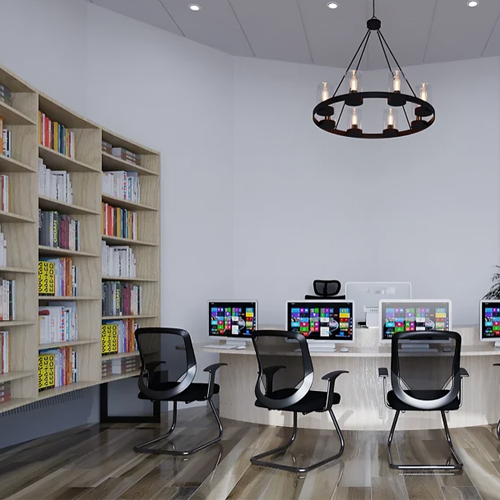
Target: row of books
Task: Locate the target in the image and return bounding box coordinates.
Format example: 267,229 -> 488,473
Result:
0,279 -> 15,321
0,381 -> 11,404
38,112 -> 76,159
101,242 -> 137,278
38,159 -> 73,204
38,210 -> 81,251
0,226 -> 7,267
0,84 -> 12,107
101,319 -> 138,355
102,171 -> 141,203
111,146 -> 141,167
102,356 -> 140,377
38,258 -> 77,297
0,331 -> 10,374
38,347 -> 77,391
38,303 -> 78,344
0,119 -> 12,158
0,174 -> 9,212
101,203 -> 138,240
102,282 -> 142,317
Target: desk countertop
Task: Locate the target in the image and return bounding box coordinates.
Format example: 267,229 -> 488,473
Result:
198,344 -> 500,358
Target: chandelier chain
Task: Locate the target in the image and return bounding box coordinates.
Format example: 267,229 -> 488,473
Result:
372,0 -> 376,18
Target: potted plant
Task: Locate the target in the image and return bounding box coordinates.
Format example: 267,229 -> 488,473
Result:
484,266 -> 500,299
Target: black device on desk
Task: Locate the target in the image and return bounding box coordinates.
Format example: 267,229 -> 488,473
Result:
204,300 -> 258,350
286,300 -> 355,352
379,299 -> 452,352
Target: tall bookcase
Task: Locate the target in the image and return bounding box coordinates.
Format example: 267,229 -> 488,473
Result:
0,63 -> 160,413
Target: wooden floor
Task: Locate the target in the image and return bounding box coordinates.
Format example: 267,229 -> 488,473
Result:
0,406 -> 499,500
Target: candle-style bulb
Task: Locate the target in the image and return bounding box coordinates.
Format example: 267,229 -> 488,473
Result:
387,108 -> 394,127
321,82 -> 329,102
351,109 -> 358,127
350,70 -> 358,92
420,83 -> 428,101
393,70 -> 401,92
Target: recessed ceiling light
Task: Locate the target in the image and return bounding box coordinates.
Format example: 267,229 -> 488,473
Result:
189,4 -> 200,11
467,0 -> 478,7
327,2 -> 339,9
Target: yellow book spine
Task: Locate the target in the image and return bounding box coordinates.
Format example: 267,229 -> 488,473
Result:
53,122 -> 59,152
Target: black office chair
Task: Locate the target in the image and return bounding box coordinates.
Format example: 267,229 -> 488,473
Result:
378,330 -> 469,470
133,327 -> 226,456
495,363 -> 500,439
250,330 -> 348,473
305,279 -> 346,300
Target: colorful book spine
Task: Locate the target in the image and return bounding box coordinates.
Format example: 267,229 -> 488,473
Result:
38,302 -> 78,344
0,279 -> 15,321
0,331 -> 10,374
101,203 -> 138,240
101,355 -> 140,377
101,242 -> 137,278
38,210 -> 80,251
102,171 -> 140,203
0,381 -> 12,403
111,147 -> 141,166
2,128 -> 11,158
38,346 -> 77,391
102,282 -> 141,317
38,112 -> 76,159
101,319 -> 138,355
38,258 -> 76,297
0,174 -> 9,212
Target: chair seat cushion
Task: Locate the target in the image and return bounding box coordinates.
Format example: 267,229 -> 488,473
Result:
387,390 -> 460,411
138,382 -> 219,402
255,389 -> 340,413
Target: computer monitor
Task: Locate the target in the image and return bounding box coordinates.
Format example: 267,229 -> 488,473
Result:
379,299 -> 452,348
286,300 -> 355,351
479,300 -> 500,348
208,300 -> 257,348
345,282 -> 412,327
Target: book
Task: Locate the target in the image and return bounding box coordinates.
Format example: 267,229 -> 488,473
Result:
111,147 -> 141,166
38,258 -> 76,297
0,175 -> 9,212
38,346 -> 77,391
0,331 -> 9,374
102,283 -> 141,317
2,129 -> 11,158
38,113 -> 76,159
102,171 -> 141,203
101,203 -> 138,240
38,159 -> 73,203
0,280 -> 15,321
0,225 -> 7,267
38,302 -> 78,344
38,210 -> 80,251
101,319 -> 138,355
101,242 -> 137,278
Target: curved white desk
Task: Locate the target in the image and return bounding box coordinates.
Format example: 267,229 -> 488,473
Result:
200,326 -> 500,431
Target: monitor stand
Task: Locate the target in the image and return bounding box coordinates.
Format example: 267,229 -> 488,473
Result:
307,340 -> 337,352
214,338 -> 247,350
494,341 -> 500,349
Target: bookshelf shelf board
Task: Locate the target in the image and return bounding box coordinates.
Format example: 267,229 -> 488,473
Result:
38,196 -> 100,216
39,145 -> 99,173
38,296 -> 100,301
0,211 -> 34,224
101,370 -> 140,383
102,276 -> 158,283
38,95 -> 98,130
102,315 -> 157,320
39,339 -> 98,350
102,152 -> 158,176
0,100 -> 36,126
38,246 -> 98,258
0,398 -> 35,414
0,66 -> 35,93
101,194 -> 158,212
0,371 -> 36,384
0,267 -> 35,274
0,320 -> 34,328
102,235 -> 158,247
0,155 -> 35,173
37,381 -> 97,400
102,352 -> 140,361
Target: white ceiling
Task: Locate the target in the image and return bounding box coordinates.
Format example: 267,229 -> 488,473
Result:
88,0 -> 500,69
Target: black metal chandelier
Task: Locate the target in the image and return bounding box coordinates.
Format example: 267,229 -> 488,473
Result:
313,0 -> 435,139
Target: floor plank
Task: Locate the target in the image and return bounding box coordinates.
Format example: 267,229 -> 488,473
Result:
0,407 -> 496,500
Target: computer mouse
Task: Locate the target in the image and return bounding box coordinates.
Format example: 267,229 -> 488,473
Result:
443,347 -> 452,352
340,347 -> 349,352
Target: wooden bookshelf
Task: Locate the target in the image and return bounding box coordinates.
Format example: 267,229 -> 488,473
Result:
102,351 -> 139,361
101,371 -> 140,383
0,62 -> 160,414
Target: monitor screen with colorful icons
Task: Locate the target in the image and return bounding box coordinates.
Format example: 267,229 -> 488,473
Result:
480,300 -> 500,343
380,300 -> 452,342
286,301 -> 355,342
208,301 -> 257,337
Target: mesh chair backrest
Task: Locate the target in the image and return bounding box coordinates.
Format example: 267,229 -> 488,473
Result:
391,330 -> 462,410
135,327 -> 197,400
252,330 -> 314,410
313,280 -> 341,297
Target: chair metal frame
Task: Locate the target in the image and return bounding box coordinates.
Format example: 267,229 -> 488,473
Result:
495,363 -> 500,439
250,330 -> 348,473
379,330 -> 469,471
133,327 -> 226,456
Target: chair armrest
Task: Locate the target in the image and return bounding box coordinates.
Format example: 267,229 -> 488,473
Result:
494,364 -> 500,367
322,370 -> 348,410
378,367 -> 388,378
204,363 -> 227,399
263,365 -> 286,394
459,368 -> 469,377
